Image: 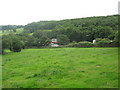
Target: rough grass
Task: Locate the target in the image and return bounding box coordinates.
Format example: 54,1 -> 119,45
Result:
0,55 -> 2,89
2,48 -> 118,88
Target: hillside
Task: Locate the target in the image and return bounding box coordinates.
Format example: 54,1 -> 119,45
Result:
1,15 -> 118,32
1,15 -> 119,53
24,15 -> 118,33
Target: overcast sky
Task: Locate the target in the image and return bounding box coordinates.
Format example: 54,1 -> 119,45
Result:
0,0 -> 119,25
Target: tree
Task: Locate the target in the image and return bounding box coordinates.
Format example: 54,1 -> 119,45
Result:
66,29 -> 81,42
114,31 -> 119,42
13,29 -> 17,32
37,36 -> 51,47
9,35 -> 24,52
93,26 -> 113,39
11,39 -> 24,52
57,34 -> 70,45
2,34 -> 24,53
18,33 -> 37,48
2,35 -> 11,54
33,30 -> 48,39
25,36 -> 37,48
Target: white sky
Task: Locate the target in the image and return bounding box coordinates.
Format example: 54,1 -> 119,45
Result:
0,0 -> 119,25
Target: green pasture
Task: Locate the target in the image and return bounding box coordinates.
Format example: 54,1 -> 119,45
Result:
2,48 -> 118,88
0,55 -> 2,89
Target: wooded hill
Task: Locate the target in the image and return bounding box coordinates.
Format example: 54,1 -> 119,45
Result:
24,15 -> 118,32
23,15 -> 118,42
1,15 -> 119,53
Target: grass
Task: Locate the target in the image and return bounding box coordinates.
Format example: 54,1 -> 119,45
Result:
0,55 -> 2,89
0,29 -> 52,36
15,28 -> 24,34
2,48 -> 118,88
28,29 -> 52,35
0,28 -> 23,36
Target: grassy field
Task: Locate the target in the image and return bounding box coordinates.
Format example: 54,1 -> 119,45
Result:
0,28 -> 52,36
0,28 -> 23,36
2,48 -> 118,88
0,55 -> 2,89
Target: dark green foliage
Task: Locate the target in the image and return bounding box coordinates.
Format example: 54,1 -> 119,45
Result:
95,38 -> 118,47
37,36 -> 51,47
25,36 -> 37,48
95,38 -> 110,43
10,35 -> 24,52
10,36 -> 24,52
20,34 -> 37,48
2,34 -> 24,53
32,30 -> 51,47
18,33 -> 38,48
13,29 -> 16,32
114,31 -> 120,46
93,26 -> 113,39
33,30 -> 48,39
2,35 -> 11,50
23,15 -> 118,43
57,34 -> 70,45
24,21 -> 59,32
2,35 -> 12,53
1,15 -> 119,50
114,31 -> 119,43
96,41 -> 111,47
50,25 -> 115,42
24,15 -> 118,33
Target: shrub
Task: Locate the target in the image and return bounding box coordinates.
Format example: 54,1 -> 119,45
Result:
109,41 -> 119,47
57,34 -> 70,45
95,38 -> 110,43
10,38 -> 24,52
66,42 -> 79,47
12,43 -> 22,52
95,38 -> 118,47
67,41 -> 94,47
37,36 -> 51,47
95,40 -> 110,47
78,41 -> 94,47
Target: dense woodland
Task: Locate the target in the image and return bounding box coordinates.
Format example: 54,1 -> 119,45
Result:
0,15 -> 119,54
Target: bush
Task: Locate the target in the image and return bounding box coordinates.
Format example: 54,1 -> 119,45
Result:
95,38 -> 118,47
37,36 -> 51,47
57,34 -> 70,45
109,41 -> 119,47
66,42 -> 78,47
67,41 -> 94,47
10,38 -> 24,52
95,40 -> 110,47
12,43 -> 22,52
78,41 -> 94,47
95,38 -> 110,43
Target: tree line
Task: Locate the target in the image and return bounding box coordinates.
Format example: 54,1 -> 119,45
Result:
24,15 -> 118,32
1,15 -> 119,54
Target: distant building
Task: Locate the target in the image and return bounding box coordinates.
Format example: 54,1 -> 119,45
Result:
93,40 -> 96,44
51,38 -> 57,43
51,38 -> 59,47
